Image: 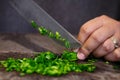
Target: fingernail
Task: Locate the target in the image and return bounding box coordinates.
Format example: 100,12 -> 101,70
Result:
77,52 -> 86,60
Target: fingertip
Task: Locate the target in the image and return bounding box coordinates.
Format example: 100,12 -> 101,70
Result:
77,52 -> 86,60
78,47 -> 90,58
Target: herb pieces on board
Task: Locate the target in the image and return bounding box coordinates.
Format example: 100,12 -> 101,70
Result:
0,51 -> 96,76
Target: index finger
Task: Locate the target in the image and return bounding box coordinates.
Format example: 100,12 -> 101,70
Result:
78,16 -> 103,44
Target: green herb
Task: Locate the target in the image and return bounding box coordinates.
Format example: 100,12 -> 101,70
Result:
105,61 -> 109,64
61,50 -> 77,61
31,21 -> 71,48
0,51 -> 96,76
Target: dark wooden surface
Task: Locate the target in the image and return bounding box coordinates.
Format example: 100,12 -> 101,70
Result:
0,33 -> 67,53
0,33 -> 120,80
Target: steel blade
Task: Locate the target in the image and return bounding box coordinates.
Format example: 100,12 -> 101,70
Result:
9,0 -> 81,49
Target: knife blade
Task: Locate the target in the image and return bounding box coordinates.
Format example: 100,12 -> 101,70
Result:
9,0 -> 81,49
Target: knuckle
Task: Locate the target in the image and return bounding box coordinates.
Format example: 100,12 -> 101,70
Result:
81,26 -> 91,35
98,15 -> 109,23
102,44 -> 112,52
99,15 -> 108,19
81,47 -> 90,57
91,33 -> 102,43
85,46 -> 91,52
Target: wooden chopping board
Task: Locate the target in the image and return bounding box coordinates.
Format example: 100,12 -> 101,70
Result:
0,33 -> 120,80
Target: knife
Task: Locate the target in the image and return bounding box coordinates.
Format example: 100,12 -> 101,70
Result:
9,0 -> 81,49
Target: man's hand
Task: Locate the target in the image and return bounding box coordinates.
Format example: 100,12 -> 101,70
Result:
77,15 -> 120,61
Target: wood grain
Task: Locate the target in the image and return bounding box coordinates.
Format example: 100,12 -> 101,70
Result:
0,33 -> 120,80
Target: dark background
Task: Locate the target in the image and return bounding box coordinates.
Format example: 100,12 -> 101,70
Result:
0,0 -> 120,34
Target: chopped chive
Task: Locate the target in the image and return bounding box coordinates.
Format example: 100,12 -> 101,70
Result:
0,51 -> 96,76
31,20 -> 71,48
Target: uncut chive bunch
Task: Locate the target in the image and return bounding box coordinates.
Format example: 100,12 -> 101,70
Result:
31,21 -> 70,48
0,51 -> 96,76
